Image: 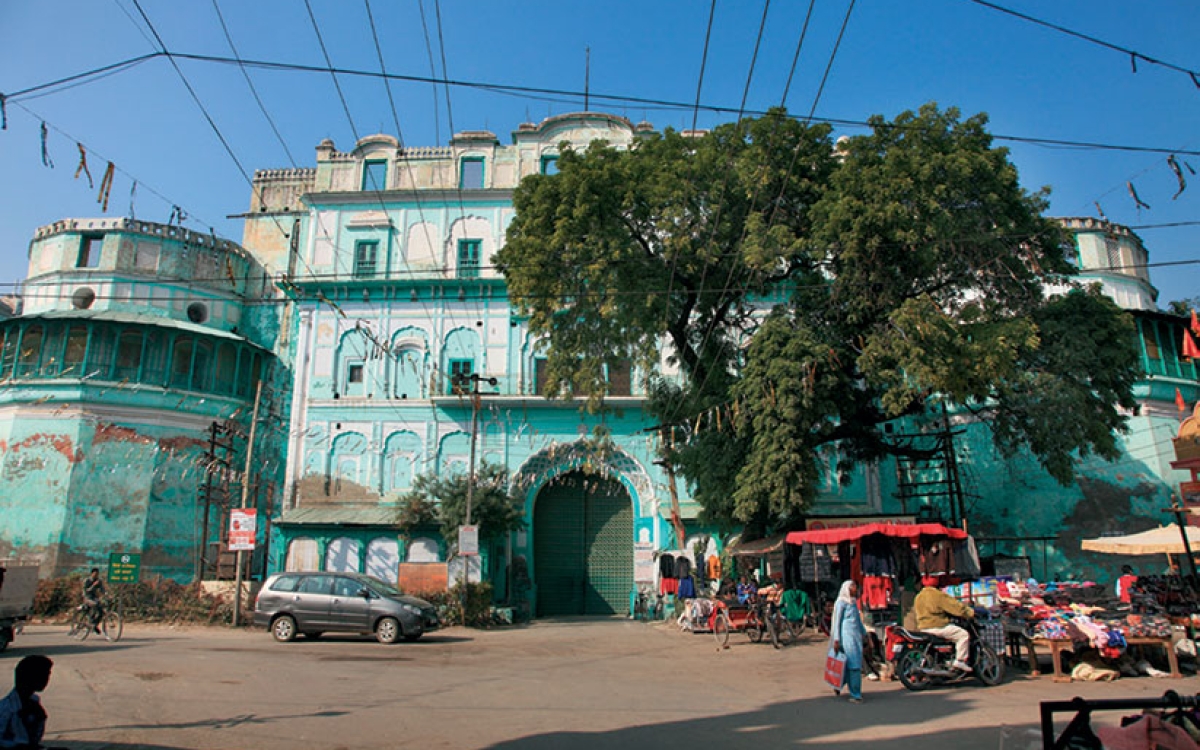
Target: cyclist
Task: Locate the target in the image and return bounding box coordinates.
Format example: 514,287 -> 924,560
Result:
82,568 -> 110,640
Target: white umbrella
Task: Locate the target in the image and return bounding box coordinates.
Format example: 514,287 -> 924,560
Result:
1081,524 -> 1200,556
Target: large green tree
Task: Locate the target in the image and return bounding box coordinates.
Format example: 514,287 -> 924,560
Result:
394,463 -> 525,547
498,103 -> 1141,531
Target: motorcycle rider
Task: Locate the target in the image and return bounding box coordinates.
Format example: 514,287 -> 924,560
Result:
913,576 -> 974,673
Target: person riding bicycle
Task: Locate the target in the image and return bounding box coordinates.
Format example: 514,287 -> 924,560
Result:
81,569 -> 108,639
913,576 -> 974,673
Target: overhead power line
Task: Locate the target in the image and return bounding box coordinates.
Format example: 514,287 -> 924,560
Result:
965,0 -> 1200,90
9,50 -> 1200,158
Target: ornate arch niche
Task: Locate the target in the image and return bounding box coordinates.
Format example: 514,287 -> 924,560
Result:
511,440 -> 655,516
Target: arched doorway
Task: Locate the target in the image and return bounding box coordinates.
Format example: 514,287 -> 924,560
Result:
533,471 -> 633,616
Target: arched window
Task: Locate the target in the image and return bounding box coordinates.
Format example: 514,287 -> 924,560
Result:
366,538 -> 400,583
330,432 -> 369,495
114,330 -> 144,381
325,537 -> 361,573
142,331 -> 167,386
170,336 -> 193,389
285,538 -> 320,572
16,325 -> 43,378
191,340 -> 214,392
85,326 -> 115,381
383,431 -> 422,494
62,326 -> 89,377
39,324 -> 65,376
337,330 -> 370,398
0,328 -> 15,379
393,346 -> 424,399
215,343 -> 236,394
235,348 -> 251,397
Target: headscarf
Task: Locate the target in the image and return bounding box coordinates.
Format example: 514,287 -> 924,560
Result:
837,580 -> 856,604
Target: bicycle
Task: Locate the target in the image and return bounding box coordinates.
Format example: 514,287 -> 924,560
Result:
67,598 -> 123,642
762,600 -> 803,648
711,596 -> 776,648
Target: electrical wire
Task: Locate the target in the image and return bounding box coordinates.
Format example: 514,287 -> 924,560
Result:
690,0 -> 717,135
211,0 -> 298,167
10,49 -> 1200,158
965,0 -> 1200,88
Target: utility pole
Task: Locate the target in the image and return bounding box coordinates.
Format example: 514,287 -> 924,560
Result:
453,372 -> 497,528
198,421 -> 233,582
232,380 -> 263,627
452,371 -> 496,619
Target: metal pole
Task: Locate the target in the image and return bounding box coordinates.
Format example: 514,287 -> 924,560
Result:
232,380 -> 263,627
198,421 -> 217,582
466,383 -> 479,527
1171,500 -> 1199,580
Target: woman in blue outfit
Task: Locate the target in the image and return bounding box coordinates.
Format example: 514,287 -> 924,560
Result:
828,579 -> 868,703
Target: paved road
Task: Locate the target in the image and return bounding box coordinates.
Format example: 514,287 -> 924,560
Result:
2,619 -> 1195,749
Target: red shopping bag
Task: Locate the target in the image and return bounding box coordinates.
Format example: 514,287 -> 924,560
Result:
823,649 -> 847,689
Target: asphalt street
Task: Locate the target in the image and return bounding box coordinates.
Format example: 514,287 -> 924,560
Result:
2,619 -> 1196,749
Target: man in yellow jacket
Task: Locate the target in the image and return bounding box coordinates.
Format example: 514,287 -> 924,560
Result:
914,576 -> 974,672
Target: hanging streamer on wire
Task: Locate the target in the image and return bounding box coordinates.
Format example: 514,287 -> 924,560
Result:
129,180 -> 137,219
1167,155 -> 1194,200
40,122 -> 53,167
0,93 -> 7,130
74,143 -> 93,188
1093,201 -> 1107,220
97,161 -> 115,212
1127,181 -> 1151,210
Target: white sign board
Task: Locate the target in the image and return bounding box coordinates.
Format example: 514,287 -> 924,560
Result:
634,542 -> 656,583
458,525 -> 479,556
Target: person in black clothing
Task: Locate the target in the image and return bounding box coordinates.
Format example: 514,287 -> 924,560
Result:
82,568 -> 108,639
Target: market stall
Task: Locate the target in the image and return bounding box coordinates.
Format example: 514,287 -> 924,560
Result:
785,522 -> 985,675
985,576 -> 1184,683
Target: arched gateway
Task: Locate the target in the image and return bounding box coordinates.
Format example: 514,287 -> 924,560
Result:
533,471 -> 633,616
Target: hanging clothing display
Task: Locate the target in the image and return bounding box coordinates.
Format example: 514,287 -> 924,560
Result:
796,543 -> 833,583
859,533 -> 896,577
859,575 -> 893,610
953,537 -> 981,578
918,537 -> 954,576
658,553 -> 678,595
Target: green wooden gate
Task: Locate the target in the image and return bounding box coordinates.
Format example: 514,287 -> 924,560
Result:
534,472 -> 632,616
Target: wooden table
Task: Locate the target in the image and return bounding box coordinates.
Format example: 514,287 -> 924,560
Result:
1026,636 -> 1181,683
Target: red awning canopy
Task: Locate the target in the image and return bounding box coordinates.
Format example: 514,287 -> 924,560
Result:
785,522 -> 967,546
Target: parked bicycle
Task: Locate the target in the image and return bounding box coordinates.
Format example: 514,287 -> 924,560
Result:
711,596 -> 779,648
67,596 -> 123,642
762,599 -> 804,647
632,585 -> 663,621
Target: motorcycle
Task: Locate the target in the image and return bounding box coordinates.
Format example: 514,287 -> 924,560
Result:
888,617 -> 1005,690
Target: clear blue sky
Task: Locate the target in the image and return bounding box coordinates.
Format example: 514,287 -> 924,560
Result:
1,0 -> 1197,305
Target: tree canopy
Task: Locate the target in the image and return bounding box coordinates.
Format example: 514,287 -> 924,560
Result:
394,463 -> 525,547
497,103 -> 1141,532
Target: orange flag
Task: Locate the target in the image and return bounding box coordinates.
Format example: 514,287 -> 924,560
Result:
1178,388 -> 1187,413
1191,309 -> 1200,337
1185,329 -> 1200,360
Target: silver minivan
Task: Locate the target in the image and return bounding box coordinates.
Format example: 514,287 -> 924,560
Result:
253,572 -> 440,644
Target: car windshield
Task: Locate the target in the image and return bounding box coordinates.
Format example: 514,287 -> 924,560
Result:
362,578 -> 403,597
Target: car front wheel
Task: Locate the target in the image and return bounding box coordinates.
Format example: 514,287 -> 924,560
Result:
271,615 -> 297,642
376,617 -> 401,644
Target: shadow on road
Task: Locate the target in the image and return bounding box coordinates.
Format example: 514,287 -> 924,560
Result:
482,689 -> 1040,750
